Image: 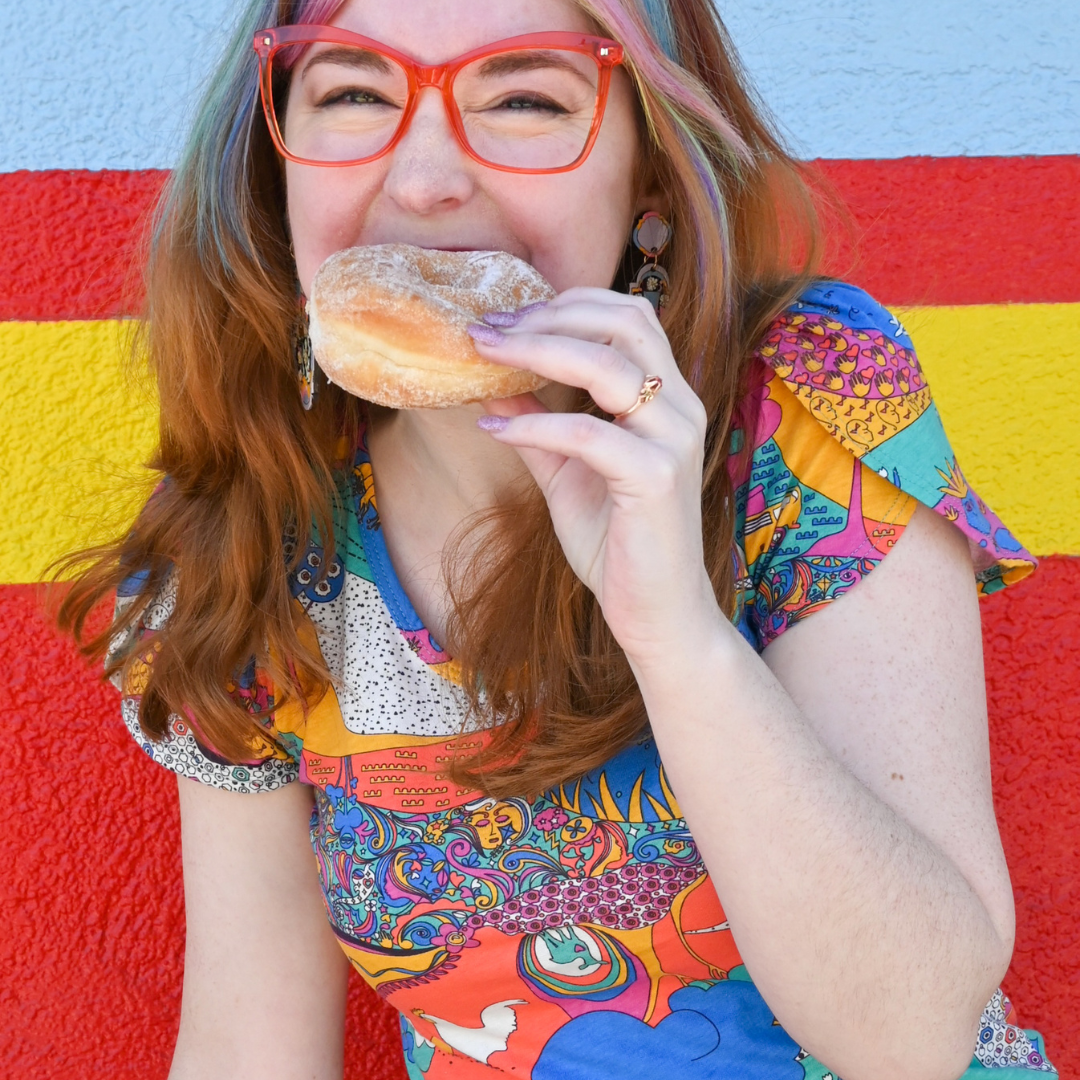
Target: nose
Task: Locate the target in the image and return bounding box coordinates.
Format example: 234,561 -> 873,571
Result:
382,85 -> 475,214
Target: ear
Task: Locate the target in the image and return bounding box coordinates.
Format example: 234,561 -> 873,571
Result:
633,150 -> 672,221
635,191 -> 671,222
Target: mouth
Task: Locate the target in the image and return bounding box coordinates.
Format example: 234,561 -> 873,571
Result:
417,244 -> 499,254
369,239 -> 533,267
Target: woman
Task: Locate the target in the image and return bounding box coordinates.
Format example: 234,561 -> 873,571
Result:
59,0 -> 1055,1077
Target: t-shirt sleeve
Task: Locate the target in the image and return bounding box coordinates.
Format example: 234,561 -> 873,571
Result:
730,281 -> 1036,652
107,567 -> 302,793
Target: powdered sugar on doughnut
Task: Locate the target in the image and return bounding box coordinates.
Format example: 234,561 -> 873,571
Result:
308,244 -> 556,409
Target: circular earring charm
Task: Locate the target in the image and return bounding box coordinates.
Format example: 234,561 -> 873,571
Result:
630,262 -> 670,311
632,211 -> 672,259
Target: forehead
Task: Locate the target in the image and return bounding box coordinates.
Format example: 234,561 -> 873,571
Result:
328,0 -> 598,62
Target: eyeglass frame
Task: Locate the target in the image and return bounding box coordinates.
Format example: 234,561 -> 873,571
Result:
253,26 -> 626,174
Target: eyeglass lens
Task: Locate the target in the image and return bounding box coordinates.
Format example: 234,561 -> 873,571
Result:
277,43 -> 602,170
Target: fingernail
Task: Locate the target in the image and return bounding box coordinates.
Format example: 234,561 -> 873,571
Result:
466,322 -> 506,346
476,414 -> 510,433
482,310 -> 524,327
482,300 -> 548,327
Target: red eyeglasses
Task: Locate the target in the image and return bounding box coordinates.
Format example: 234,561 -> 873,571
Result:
253,27 -> 625,174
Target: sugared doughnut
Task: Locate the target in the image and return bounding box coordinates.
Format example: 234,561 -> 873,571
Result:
307,244 -> 556,409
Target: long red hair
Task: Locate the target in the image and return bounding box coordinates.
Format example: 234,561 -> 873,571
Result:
56,0 -> 822,798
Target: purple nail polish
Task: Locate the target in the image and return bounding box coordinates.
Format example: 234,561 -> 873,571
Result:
481,300 -> 549,327
482,310 -> 523,327
476,414 -> 510,433
466,322 -> 506,346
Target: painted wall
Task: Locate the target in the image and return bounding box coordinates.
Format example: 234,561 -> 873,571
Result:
0,2 -> 1077,1078
3,0 -> 1077,169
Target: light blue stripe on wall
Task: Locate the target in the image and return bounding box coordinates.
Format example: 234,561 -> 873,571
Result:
719,0 -> 1080,159
0,0 -> 245,173
1,0 -> 1077,172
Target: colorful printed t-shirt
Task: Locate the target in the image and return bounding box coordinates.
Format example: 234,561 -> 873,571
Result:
111,283 -> 1053,1078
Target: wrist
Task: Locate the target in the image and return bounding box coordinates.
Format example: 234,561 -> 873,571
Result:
622,596 -> 742,693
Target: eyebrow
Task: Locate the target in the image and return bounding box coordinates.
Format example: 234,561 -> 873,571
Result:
476,51 -> 593,87
299,46 -> 396,77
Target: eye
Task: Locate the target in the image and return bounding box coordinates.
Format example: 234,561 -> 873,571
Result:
495,93 -> 568,113
320,87 -> 394,108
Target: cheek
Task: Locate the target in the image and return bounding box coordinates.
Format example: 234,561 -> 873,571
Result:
523,158 -> 639,291
536,91 -> 642,290
286,165 -> 378,294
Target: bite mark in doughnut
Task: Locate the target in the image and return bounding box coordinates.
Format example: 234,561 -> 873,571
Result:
307,244 -> 556,409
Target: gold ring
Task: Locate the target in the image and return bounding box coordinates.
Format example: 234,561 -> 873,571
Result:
614,375 -> 663,420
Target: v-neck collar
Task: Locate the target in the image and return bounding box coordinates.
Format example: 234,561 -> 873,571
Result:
351,421 -> 455,671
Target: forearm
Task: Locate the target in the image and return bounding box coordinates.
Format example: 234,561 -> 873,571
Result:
631,617 -> 1011,1080
172,780 -> 350,1080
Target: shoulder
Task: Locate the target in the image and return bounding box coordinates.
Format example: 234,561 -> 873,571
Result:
750,279 -> 920,453
109,564 -> 301,794
728,281 -> 1035,651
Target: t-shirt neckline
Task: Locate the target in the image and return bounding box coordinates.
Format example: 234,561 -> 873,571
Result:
351,422 -> 455,670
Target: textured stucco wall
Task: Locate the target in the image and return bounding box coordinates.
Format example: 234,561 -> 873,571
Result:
0,320 -> 158,580
0,1 -> 240,172
1,0 -> 1077,170
0,2 -> 1077,1079
720,0 -> 1080,158
1,586 -> 402,1080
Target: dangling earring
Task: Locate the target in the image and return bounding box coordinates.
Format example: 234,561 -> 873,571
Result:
628,211 -> 673,313
294,290 -> 319,410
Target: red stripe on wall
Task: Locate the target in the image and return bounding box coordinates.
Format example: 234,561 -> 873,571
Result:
814,155 -> 1080,306
985,556 -> 1080,1051
0,581 -> 405,1080
1,157 -> 1078,320
0,169 -> 166,321
1,562 -> 1077,1077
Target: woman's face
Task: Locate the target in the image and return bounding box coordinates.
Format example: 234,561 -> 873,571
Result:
285,0 -> 646,299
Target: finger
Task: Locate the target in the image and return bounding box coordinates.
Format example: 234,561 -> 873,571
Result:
478,409 -> 670,494
547,285 -> 658,310
475,404 -> 572,492
545,285 -> 665,335
478,395 -> 580,490
486,292 -> 668,364
482,297 -> 701,426
469,325 -> 678,425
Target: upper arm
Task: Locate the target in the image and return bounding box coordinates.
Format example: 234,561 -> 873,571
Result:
736,281 -> 1034,954
762,502 -> 1016,948
171,778 -> 349,1080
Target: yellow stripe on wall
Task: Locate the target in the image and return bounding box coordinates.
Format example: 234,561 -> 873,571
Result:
0,320 -> 157,584
1,304 -> 1077,583
898,303 -> 1080,557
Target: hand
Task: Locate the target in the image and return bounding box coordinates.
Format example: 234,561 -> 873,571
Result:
468,288 -> 720,665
